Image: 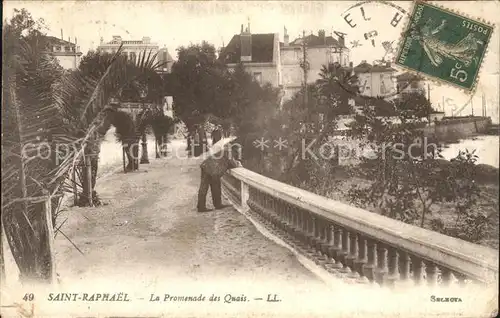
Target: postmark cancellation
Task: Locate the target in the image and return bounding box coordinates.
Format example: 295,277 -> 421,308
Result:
395,1 -> 494,92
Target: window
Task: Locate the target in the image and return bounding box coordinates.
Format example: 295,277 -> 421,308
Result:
253,72 -> 262,84
129,52 -> 137,62
64,46 -> 70,52
55,46 -> 61,52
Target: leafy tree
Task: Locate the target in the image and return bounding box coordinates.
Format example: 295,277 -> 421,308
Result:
395,91 -> 434,119
345,105 -> 486,241
171,42 -> 231,132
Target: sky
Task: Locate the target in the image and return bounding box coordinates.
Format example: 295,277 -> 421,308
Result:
3,0 -> 500,121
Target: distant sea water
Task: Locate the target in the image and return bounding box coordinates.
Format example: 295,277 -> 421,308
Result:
440,135 -> 499,168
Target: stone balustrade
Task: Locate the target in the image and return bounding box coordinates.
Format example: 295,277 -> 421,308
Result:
221,167 -> 498,289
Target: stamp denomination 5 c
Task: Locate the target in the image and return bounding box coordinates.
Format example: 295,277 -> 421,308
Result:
395,1 -> 493,91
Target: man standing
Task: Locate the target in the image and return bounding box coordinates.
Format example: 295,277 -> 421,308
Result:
197,143 -> 242,212
211,125 -> 222,145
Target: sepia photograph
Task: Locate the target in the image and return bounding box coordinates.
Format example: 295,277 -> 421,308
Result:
1,1 -> 499,317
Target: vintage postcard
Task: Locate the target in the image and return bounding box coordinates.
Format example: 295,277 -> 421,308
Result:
1,1 -> 499,317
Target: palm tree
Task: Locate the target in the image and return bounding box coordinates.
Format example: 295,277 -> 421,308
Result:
316,62 -> 358,119
1,14 -> 163,283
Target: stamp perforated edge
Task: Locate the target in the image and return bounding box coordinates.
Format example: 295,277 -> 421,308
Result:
393,0 -> 496,95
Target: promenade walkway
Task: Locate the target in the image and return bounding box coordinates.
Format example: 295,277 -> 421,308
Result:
54,140 -> 321,288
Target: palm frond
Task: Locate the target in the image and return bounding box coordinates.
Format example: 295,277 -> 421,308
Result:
2,22 -> 164,281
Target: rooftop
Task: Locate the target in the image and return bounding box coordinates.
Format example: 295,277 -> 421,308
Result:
219,33 -> 275,64
396,71 -> 425,82
353,61 -> 397,73
44,35 -> 77,47
101,35 -> 158,46
288,33 -> 346,48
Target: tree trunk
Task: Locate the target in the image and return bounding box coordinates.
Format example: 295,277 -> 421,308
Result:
0,218 -> 5,285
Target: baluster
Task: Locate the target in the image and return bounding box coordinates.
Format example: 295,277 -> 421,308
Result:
363,239 -> 377,282
269,198 -> 276,229
339,228 -> 351,273
354,235 -> 369,283
283,203 -> 289,231
425,261 -> 439,287
266,195 -> 272,227
320,220 -> 330,256
454,272 -> 468,287
311,216 -> 320,251
282,203 -> 291,239
315,220 -> 327,264
258,192 -> 264,221
297,210 -> 306,249
347,232 -> 359,278
276,199 -> 282,231
398,251 -> 411,287
329,225 -> 343,269
280,202 -> 287,233
306,215 -> 317,256
290,207 -> 297,236
258,191 -> 265,220
318,219 -> 328,261
374,243 -> 388,285
305,213 -> 312,247
411,256 -> 424,286
286,206 -> 295,243
440,268 -> 454,287
259,193 -> 265,222
386,247 -> 399,288
280,202 -> 288,232
274,199 -> 281,231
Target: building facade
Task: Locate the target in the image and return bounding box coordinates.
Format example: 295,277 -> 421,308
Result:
219,23 -> 282,88
280,29 -> 350,100
396,72 -> 426,95
353,61 -> 397,98
44,36 -> 83,70
97,35 -> 160,65
157,47 -> 174,73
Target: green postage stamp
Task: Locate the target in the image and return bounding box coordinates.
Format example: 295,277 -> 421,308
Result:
395,1 -> 493,91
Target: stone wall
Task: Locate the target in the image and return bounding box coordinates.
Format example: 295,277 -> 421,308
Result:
421,117 -> 492,141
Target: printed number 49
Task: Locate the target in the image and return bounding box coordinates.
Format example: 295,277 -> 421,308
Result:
450,63 -> 468,82
23,293 -> 34,301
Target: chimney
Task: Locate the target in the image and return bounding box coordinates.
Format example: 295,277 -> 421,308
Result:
318,29 -> 326,44
142,36 -> 151,44
75,37 -> 78,45
241,24 -> 244,34
60,29 -> 63,40
284,26 -> 289,46
349,61 -> 353,68
240,22 -> 252,62
112,35 -> 122,43
100,36 -> 104,45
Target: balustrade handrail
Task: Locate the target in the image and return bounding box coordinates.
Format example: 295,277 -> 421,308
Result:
227,167 -> 499,284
